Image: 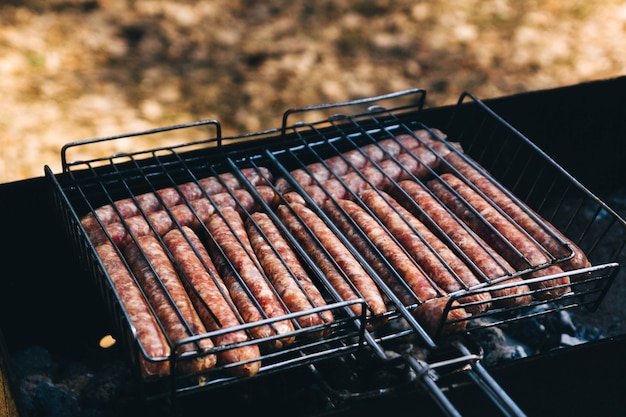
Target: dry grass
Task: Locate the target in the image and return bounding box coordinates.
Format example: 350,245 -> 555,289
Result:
1,0 -> 625,182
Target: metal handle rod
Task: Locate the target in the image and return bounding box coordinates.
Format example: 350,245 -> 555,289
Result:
405,355 -> 463,417
453,341 -> 527,417
465,361 -> 527,417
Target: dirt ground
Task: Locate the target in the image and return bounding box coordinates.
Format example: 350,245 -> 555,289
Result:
1,0 -> 626,183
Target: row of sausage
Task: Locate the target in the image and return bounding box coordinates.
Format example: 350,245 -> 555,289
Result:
82,127 -> 591,383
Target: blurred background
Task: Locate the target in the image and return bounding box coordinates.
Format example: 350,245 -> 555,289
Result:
1,0 -> 625,183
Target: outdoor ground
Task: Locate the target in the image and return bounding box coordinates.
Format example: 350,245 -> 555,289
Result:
1,0 -> 626,183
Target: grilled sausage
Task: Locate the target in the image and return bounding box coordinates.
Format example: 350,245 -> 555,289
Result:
442,152 -> 591,275
412,296 -> 469,336
274,130 -> 434,193
393,180 -> 532,308
360,189 -> 492,314
96,244 -> 170,379
288,202 -> 388,319
81,167 -> 272,233
246,212 -> 334,337
428,173 -> 571,299
321,199 -> 467,335
276,203 -> 387,323
205,207 -> 295,350
322,198 -> 440,304
163,227 -> 262,376
123,234 -> 217,376
88,187 -> 278,247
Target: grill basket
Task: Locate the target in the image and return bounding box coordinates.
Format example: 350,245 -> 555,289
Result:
45,88 -> 626,415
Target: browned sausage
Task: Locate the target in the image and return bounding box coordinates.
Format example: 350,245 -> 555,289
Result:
277,202 -> 388,321
163,227 -> 262,377
123,234 -> 217,375
246,212 -> 334,337
360,189 -> 492,314
205,207 -> 295,349
324,200 -> 469,336
393,180 -> 532,308
96,243 -> 170,379
442,152 -> 591,275
322,198 -> 441,304
88,187 -> 277,246
274,130 -> 431,193
428,173 -> 571,300
412,296 -> 469,336
81,167 -> 272,233
321,199 -> 467,335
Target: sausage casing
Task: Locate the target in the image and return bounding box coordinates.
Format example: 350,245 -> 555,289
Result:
205,207 -> 295,349
360,189 -> 492,314
443,152 -> 591,275
123,234 -> 217,375
246,212 -> 334,337
393,180 -> 532,308
96,244 -> 170,379
428,173 -> 571,300
163,226 -> 262,376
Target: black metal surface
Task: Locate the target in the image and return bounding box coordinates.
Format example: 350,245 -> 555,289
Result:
2,77 -> 626,416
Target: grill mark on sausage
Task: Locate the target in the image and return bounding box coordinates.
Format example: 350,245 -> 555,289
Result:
246,212 -> 334,337
81,167 -> 272,233
277,202 -> 387,321
360,189 -> 492,314
393,180 -> 532,308
442,152 -> 591,275
428,173 -> 571,300
123,234 -> 217,375
163,226 -> 262,377
96,243 -> 171,379
205,206 -> 295,350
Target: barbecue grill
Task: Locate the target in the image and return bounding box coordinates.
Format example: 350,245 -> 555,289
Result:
2,76 -> 626,417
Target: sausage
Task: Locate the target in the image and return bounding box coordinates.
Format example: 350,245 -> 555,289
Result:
393,180 -> 532,308
96,244 -> 170,379
277,202 -> 388,322
360,189 -> 492,314
413,296 -> 469,336
321,199 -> 467,335
123,234 -> 217,375
81,167 -> 272,234
322,198 -> 440,304
442,152 -> 591,275
88,187 -> 277,246
163,227 -> 262,377
428,173 -> 571,300
274,130 -> 430,193
246,212 -> 334,337
205,207 -> 295,349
